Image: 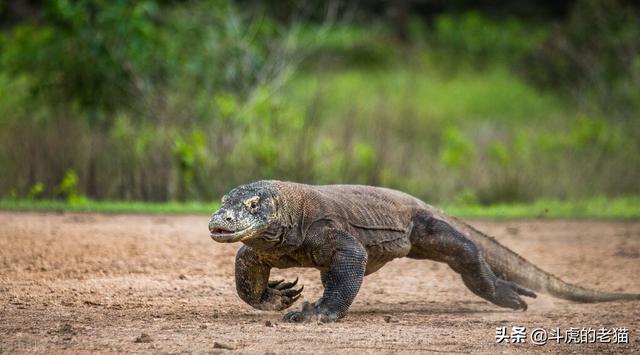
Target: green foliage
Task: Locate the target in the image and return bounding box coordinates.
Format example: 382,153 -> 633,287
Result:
0,74 -> 32,124
27,182 -> 45,200
487,142 -> 510,169
298,23 -> 395,70
442,196 -> 640,220
55,169 -> 85,204
453,189 -> 480,207
1,0 -> 163,121
0,2 -> 638,207
538,116 -> 625,154
0,199 -> 220,215
351,142 -> 377,183
173,130 -> 208,200
214,94 -> 238,119
521,0 -> 640,113
291,67 -> 564,126
430,11 -> 547,67
440,128 -> 474,170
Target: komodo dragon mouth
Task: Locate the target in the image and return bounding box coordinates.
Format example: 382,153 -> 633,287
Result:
209,226 -> 255,243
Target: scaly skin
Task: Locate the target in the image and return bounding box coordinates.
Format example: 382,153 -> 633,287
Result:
208,180 -> 640,322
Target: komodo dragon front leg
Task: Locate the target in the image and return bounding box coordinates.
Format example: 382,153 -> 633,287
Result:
284,228 -> 368,322
235,245 -> 303,311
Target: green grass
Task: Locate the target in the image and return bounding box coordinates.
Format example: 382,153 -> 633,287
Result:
0,199 -> 220,215
1,196 -> 638,219
289,65 -> 566,126
443,196 -> 640,219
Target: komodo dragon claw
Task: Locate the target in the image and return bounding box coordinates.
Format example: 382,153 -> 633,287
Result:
269,277 -> 298,290
494,280 -> 537,311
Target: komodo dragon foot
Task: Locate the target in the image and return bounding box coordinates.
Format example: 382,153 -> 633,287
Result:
283,300 -> 340,323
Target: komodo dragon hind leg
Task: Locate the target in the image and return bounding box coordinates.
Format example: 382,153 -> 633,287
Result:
408,212 -> 536,310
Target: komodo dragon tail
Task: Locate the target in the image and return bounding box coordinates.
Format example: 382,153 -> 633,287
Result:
439,214 -> 640,303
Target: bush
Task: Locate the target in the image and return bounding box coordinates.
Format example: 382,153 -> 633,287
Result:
520,0 -> 640,115
0,2 -> 638,204
428,11 -> 547,68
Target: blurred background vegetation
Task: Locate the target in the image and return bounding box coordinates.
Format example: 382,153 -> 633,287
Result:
0,0 -> 638,211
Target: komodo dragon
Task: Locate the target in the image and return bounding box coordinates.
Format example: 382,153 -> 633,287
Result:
207,180 -> 640,322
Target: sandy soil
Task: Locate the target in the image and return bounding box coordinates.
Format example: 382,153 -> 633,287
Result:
1,211 -> 639,354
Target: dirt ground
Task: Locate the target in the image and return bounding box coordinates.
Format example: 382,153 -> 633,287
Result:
1,212 -> 639,354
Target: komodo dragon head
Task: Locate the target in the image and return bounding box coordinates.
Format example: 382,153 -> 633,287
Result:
208,182 -> 281,243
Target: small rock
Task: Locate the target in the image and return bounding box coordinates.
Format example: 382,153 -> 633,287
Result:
506,227 -> 519,235
214,341 -> 235,350
199,324 -> 207,329
264,320 -> 274,327
613,250 -> 640,258
134,333 -> 152,343
178,274 -> 188,280
60,323 -> 76,335
383,315 -> 399,323
48,323 -> 76,336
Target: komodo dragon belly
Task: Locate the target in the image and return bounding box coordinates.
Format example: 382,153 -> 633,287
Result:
349,223 -> 413,275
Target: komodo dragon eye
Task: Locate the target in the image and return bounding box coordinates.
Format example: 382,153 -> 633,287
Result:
243,196 -> 260,211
